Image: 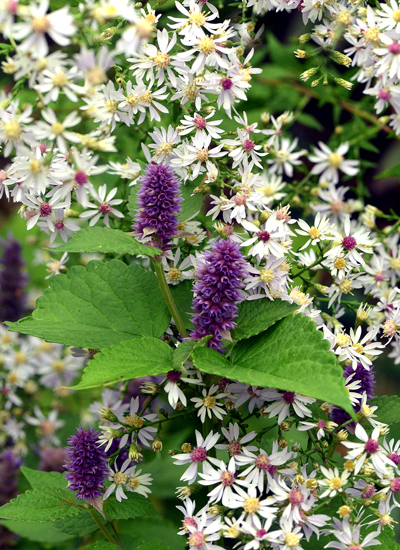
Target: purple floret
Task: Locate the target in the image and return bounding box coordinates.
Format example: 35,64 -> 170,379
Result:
64,427 -> 108,500
189,238 -> 249,351
134,162 -> 182,251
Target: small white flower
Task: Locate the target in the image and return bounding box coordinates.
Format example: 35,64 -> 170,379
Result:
191,385 -> 227,423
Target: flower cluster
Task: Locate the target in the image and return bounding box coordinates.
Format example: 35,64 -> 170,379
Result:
189,238 -> 249,350
65,427 -> 108,501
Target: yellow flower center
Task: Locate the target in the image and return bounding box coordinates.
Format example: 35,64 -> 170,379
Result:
262,185 -> 275,197
87,66 -> 107,86
285,533 -> 300,547
4,119 -> 21,140
335,10 -> 350,25
389,257 -> 400,270
29,159 -> 41,174
260,268 -> 274,283
140,91 -> 153,104
183,84 -> 199,100
198,36 -> 215,55
334,257 -> 346,270
153,51 -> 171,69
52,72 -> 68,88
243,496 -> 260,514
113,472 -> 128,485
306,478 -> 318,490
338,505 -> 351,517
7,372 -> 19,384
226,526 -> 240,538
32,15 -> 50,33
158,142 -> 174,156
203,396 -> 216,408
336,332 -> 351,347
15,351 -> 26,364
364,27 -> 380,42
328,152 -> 343,168
51,122 -> 64,135
339,279 -> 353,294
308,226 -> 321,240
105,99 -> 117,113
189,11 -> 206,26
352,343 -> 363,354
52,360 -> 65,372
393,9 -> 400,22
328,477 -> 342,490
186,235 -> 199,245
128,476 -> 140,489
126,94 -> 139,107
196,149 -> 209,162
124,413 -> 144,428
168,267 -> 181,282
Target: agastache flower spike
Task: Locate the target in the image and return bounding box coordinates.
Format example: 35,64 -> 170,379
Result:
189,238 -> 249,351
64,427 -> 108,503
0,234 -> 28,323
134,162 -> 182,251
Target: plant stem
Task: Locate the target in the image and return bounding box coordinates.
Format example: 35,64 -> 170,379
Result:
88,509 -> 119,547
152,257 -> 188,338
110,521 -> 125,550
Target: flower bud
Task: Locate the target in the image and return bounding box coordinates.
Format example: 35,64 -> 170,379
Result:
300,67 -> 319,82
330,51 -> 351,67
334,78 -> 353,90
98,407 -> 119,423
128,442 -> 143,462
152,438 -> 162,452
299,33 -> 312,43
295,49 -> 310,58
280,421 -> 292,431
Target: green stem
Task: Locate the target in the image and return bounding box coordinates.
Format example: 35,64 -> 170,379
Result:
88,509 -> 118,547
152,257 -> 188,338
110,521 -> 125,550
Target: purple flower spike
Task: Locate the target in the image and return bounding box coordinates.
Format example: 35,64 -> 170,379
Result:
134,162 -> 182,251
189,238 -> 249,351
0,234 -> 28,323
0,450 -> 22,550
64,427 -> 108,501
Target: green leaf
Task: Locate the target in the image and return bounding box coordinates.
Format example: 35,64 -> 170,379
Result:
86,543 -> 116,550
21,467 -> 67,491
375,162 -> 400,180
119,517 -> 186,550
0,488 -> 80,522
53,227 -> 161,257
136,543 -> 171,550
103,492 -> 158,521
297,113 -> 323,131
7,260 -> 170,349
370,395 -> 400,425
53,511 -> 98,536
169,280 -> 194,330
192,315 -> 355,418
70,337 -> 173,390
232,299 -> 298,341
179,182 -> 203,223
0,520 -> 74,543
172,336 -> 211,370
